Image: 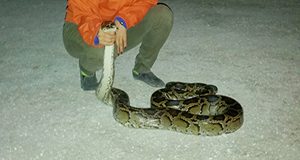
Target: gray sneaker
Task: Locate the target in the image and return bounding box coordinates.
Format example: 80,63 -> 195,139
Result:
133,70 -> 165,87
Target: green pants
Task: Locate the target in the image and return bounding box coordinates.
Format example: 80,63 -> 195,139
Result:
63,4 -> 173,73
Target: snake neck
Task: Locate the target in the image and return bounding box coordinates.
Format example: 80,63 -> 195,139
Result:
96,45 -> 115,105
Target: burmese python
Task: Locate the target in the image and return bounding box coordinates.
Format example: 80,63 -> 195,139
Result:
96,23 -> 243,136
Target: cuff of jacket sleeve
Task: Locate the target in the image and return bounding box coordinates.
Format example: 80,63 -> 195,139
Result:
114,16 -> 127,29
94,35 -> 99,45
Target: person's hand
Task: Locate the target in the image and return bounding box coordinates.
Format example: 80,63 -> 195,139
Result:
115,20 -> 127,55
97,27 -> 116,46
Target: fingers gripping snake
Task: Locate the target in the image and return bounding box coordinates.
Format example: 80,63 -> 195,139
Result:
96,23 -> 243,136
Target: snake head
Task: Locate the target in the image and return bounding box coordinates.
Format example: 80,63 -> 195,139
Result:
101,21 -> 116,32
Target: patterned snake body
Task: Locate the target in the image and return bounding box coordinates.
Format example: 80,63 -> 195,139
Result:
111,82 -> 243,136
96,24 -> 243,136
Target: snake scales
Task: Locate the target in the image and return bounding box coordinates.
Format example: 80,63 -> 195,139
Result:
96,23 -> 243,136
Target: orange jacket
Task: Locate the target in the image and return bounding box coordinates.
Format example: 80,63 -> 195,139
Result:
65,0 -> 158,47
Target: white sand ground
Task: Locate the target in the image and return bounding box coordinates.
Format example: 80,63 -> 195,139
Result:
0,0 -> 299,159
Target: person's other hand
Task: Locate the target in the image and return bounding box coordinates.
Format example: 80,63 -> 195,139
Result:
115,20 -> 127,55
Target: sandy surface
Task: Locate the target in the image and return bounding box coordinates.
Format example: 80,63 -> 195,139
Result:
1,0 -> 299,159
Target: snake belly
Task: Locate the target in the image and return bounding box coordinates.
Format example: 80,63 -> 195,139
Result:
96,23 -> 243,136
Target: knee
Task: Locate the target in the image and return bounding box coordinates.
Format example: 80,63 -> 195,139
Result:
153,3 -> 174,27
